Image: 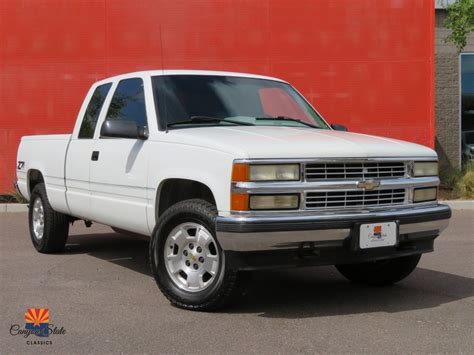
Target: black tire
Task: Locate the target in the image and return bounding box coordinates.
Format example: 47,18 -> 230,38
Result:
28,183 -> 69,253
149,199 -> 239,311
335,254 -> 421,286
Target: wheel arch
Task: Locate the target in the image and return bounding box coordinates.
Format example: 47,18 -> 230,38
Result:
155,178 -> 217,220
27,169 -> 45,196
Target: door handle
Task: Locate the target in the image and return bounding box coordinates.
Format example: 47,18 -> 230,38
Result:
91,151 -> 99,161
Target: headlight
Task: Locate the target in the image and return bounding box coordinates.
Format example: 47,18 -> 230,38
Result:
231,163 -> 301,211
249,194 -> 299,210
232,163 -> 300,182
413,162 -> 438,177
413,187 -> 437,202
249,164 -> 300,181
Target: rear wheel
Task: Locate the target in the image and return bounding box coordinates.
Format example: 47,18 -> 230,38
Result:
335,254 -> 421,286
28,183 -> 69,253
149,199 -> 239,311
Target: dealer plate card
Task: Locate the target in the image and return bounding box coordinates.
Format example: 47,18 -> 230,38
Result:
359,222 -> 397,249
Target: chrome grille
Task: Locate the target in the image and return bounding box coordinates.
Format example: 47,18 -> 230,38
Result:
305,162 -> 406,181
305,189 -> 406,209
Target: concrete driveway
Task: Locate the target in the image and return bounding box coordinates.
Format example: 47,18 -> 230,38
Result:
1,211 -> 473,353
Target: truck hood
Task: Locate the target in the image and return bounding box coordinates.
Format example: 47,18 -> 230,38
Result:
165,126 -> 437,159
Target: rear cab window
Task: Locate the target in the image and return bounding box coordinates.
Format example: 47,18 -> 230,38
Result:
78,83 -> 112,139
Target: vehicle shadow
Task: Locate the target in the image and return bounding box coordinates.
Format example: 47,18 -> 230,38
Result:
65,232 -> 152,276
227,267 -> 474,319
64,231 -> 474,319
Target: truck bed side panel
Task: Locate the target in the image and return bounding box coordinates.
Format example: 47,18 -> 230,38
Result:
16,134 -> 71,215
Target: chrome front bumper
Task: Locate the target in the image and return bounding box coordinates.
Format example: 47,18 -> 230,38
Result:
216,204 -> 451,252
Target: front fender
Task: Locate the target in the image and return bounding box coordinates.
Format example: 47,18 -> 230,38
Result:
146,142 -> 236,232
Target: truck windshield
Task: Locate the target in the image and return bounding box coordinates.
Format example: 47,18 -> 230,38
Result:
151,75 -> 329,130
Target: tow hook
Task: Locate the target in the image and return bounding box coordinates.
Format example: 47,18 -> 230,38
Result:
298,242 -> 320,259
84,220 -> 92,228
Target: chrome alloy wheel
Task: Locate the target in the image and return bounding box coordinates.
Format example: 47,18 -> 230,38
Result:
164,222 -> 220,292
32,197 -> 45,240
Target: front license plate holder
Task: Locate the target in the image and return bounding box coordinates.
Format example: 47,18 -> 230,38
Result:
346,220 -> 400,252
349,221 -> 399,251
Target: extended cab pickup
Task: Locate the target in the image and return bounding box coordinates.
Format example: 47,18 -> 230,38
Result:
16,70 -> 451,310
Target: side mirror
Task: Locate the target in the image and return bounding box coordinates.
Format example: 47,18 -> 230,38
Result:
100,120 -> 148,140
331,123 -> 348,132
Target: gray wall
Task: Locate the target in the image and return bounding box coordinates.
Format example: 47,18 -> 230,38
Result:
435,10 -> 474,170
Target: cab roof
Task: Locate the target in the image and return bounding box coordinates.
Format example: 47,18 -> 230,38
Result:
95,69 -> 287,85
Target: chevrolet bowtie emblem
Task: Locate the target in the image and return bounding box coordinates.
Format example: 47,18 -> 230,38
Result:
357,180 -> 380,190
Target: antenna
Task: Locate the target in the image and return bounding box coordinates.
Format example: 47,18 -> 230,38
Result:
159,24 -> 164,74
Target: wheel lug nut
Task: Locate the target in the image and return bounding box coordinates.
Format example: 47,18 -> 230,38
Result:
199,257 -> 204,263
189,243 -> 194,250
183,250 -> 188,256
197,246 -> 202,253
185,260 -> 190,267
193,264 -> 199,270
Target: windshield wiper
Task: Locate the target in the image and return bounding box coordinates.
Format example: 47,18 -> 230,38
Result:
166,116 -> 255,130
255,116 -> 321,129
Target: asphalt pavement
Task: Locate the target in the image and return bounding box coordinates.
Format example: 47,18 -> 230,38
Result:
1,211 -> 473,353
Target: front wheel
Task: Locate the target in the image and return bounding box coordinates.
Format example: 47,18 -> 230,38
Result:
335,254 -> 421,286
149,199 -> 239,311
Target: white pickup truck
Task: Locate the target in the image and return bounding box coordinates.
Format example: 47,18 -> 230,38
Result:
16,70 -> 451,311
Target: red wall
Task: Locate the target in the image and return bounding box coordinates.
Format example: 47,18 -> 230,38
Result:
0,0 -> 434,193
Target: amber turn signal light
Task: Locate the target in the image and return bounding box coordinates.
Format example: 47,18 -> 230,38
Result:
230,192 -> 249,211
232,163 -> 249,182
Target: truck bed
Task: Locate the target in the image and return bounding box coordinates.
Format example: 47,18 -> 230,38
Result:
16,134 -> 71,214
